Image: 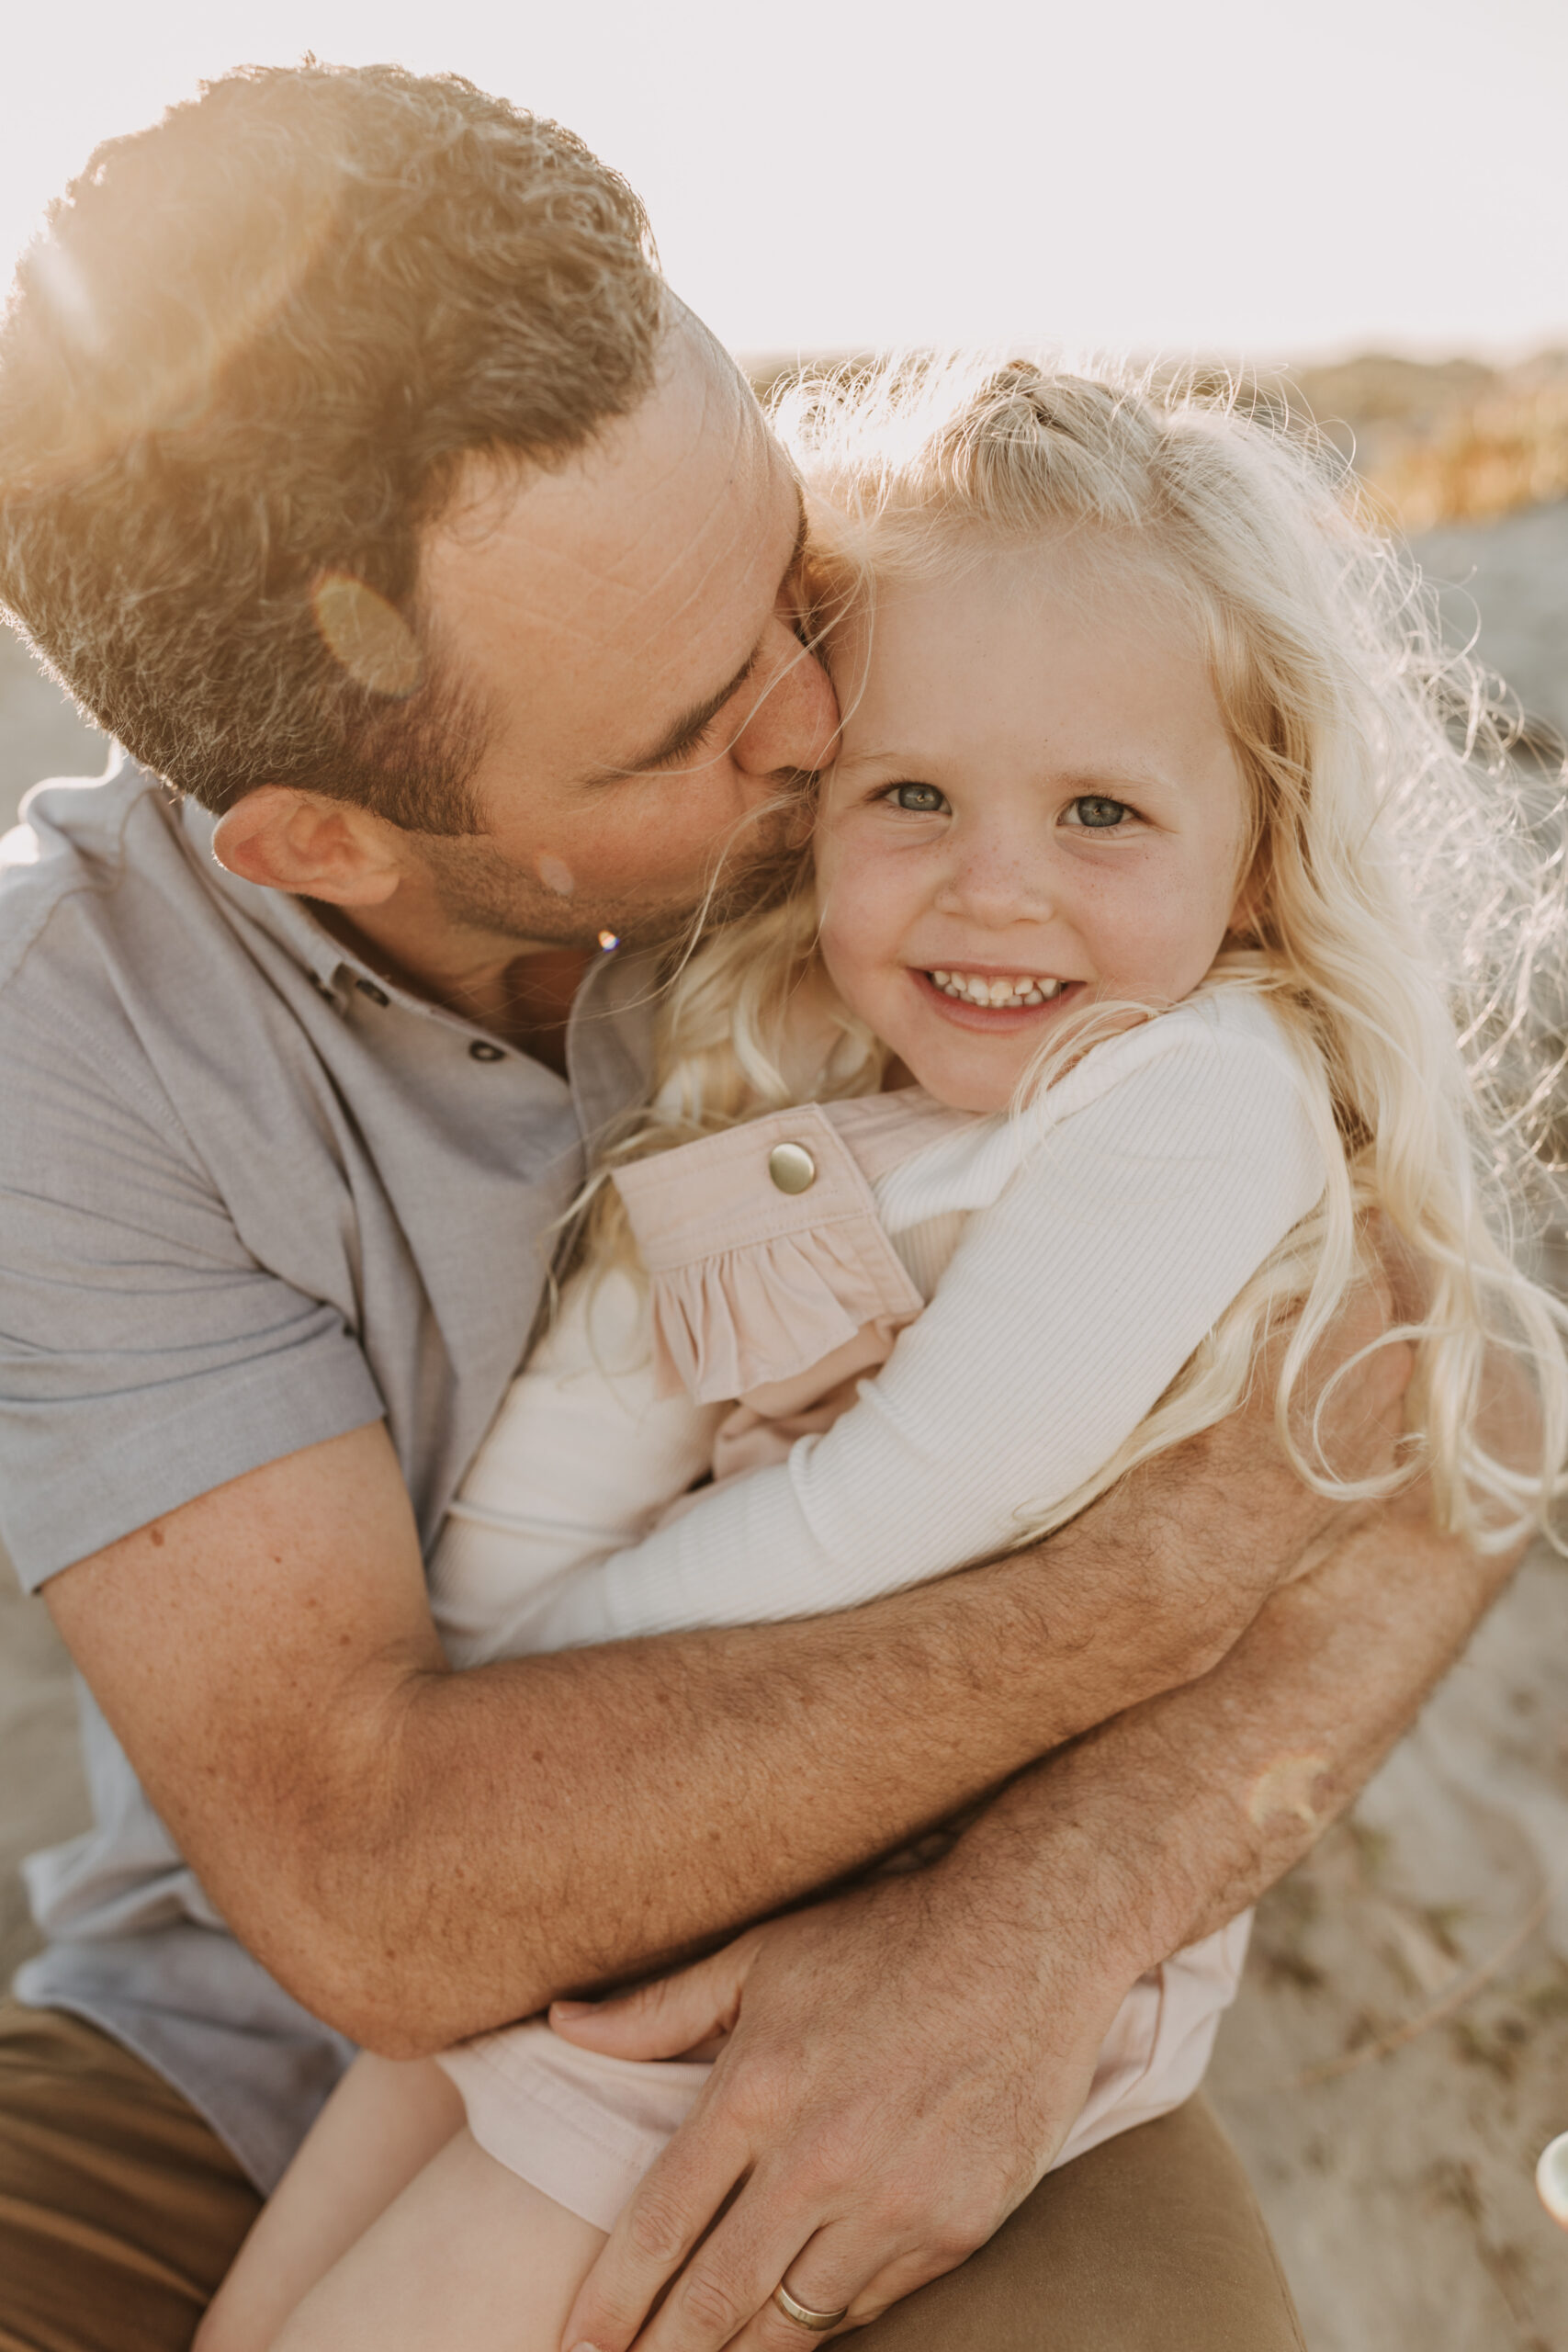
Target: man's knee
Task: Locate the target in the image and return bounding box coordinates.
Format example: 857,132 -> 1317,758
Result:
0,2000 -> 260,2352
855,2097 -> 1304,2351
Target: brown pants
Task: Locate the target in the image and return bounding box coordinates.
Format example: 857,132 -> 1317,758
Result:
0,2000 -> 1304,2351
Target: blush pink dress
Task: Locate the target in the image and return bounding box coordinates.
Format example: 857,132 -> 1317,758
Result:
432,994 -> 1327,2232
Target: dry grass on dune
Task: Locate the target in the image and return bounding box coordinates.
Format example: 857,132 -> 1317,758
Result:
1283,350 -> 1568,535
747,348 -> 1568,537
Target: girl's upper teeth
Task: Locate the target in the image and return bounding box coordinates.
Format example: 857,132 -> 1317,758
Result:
930,970 -> 1064,1006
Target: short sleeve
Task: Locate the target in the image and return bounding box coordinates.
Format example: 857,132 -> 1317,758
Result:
0,994 -> 381,1587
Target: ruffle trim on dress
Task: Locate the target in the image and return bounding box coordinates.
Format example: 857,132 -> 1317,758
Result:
647,1218 -> 923,1402
612,1103 -> 930,1403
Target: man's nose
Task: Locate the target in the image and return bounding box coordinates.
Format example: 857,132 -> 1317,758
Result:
730,619 -> 840,779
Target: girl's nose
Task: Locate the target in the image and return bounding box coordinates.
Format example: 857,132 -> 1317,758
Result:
730,616 -> 840,781
933,835 -> 1056,927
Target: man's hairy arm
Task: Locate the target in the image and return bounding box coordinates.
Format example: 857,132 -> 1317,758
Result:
554,1480 -> 1524,2352
42,1371 -> 1365,2055
964,1482 -> 1521,1959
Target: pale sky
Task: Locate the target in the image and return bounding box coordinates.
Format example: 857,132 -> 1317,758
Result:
3,0 -> 1565,366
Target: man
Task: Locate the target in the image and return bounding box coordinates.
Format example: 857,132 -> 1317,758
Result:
0,60 -> 1517,2352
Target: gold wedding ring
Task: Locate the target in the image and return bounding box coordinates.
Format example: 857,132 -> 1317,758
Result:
772,2280 -> 850,2333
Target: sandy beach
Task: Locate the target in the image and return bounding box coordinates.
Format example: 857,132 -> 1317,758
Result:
2,484 -> 1565,2346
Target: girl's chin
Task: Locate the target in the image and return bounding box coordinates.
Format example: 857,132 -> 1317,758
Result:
894,1035 -> 1042,1114
885,972 -> 1086,1102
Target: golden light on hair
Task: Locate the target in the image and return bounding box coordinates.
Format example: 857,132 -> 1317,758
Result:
28,235 -> 103,356
6,167 -> 343,497
310,572 -> 423,699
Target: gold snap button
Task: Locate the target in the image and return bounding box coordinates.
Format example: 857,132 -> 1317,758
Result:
768,1141 -> 817,1194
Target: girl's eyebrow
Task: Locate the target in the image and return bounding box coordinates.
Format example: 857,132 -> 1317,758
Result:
1048,762 -> 1177,797
831,745 -> 921,775
832,751 -> 1183,796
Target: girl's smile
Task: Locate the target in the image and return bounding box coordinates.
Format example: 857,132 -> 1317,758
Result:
814,539 -> 1254,1113
912,967 -> 1087,1027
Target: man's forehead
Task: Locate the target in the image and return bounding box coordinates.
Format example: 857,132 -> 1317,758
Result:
438,333 -> 783,604
419,319 -> 800,760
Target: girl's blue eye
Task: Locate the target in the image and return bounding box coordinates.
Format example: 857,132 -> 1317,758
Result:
891,783 -> 948,813
1068,795 -> 1131,830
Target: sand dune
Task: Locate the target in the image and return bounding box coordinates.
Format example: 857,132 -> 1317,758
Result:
1210,1546 -> 1568,2349
1419,501 -> 1568,747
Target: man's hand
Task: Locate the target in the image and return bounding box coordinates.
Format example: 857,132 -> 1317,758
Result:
555,1861 -> 1120,2352
556,1466 -> 1527,2352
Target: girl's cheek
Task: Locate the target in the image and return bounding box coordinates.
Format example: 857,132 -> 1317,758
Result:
819,831 -> 923,985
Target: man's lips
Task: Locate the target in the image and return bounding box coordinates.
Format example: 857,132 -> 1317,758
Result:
908,968 -> 1086,1030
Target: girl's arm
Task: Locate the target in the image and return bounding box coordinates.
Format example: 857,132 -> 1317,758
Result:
429,1261 -> 721,1666
531,1018 -> 1325,1648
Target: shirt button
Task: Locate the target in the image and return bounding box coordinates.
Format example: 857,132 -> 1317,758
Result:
768,1141 -> 817,1193
355,978 -> 390,1006
468,1039 -> 506,1063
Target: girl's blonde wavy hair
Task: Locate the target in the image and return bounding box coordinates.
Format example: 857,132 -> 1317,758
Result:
592,351 -> 1568,1553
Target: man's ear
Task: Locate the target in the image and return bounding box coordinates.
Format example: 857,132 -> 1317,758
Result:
211,787 -> 405,907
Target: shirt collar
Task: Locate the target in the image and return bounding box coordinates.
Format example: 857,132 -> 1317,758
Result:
176,792 -> 654,1094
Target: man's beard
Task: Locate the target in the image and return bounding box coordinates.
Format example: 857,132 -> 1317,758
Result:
412,783 -> 814,956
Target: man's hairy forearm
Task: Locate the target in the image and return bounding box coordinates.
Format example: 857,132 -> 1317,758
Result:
310,1385 -> 1377,2052
49,1374 -> 1388,2056
55,1419 -> 1292,2055
928,1486 -> 1525,1984
302,1495 -> 1272,2052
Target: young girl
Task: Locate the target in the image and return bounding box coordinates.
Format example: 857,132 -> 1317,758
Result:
199,356 -> 1568,2352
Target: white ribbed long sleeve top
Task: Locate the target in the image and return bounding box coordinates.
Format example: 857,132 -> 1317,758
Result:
429,990 -> 1325,1664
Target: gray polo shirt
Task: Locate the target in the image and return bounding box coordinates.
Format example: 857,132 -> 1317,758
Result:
0,758 -> 653,2189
